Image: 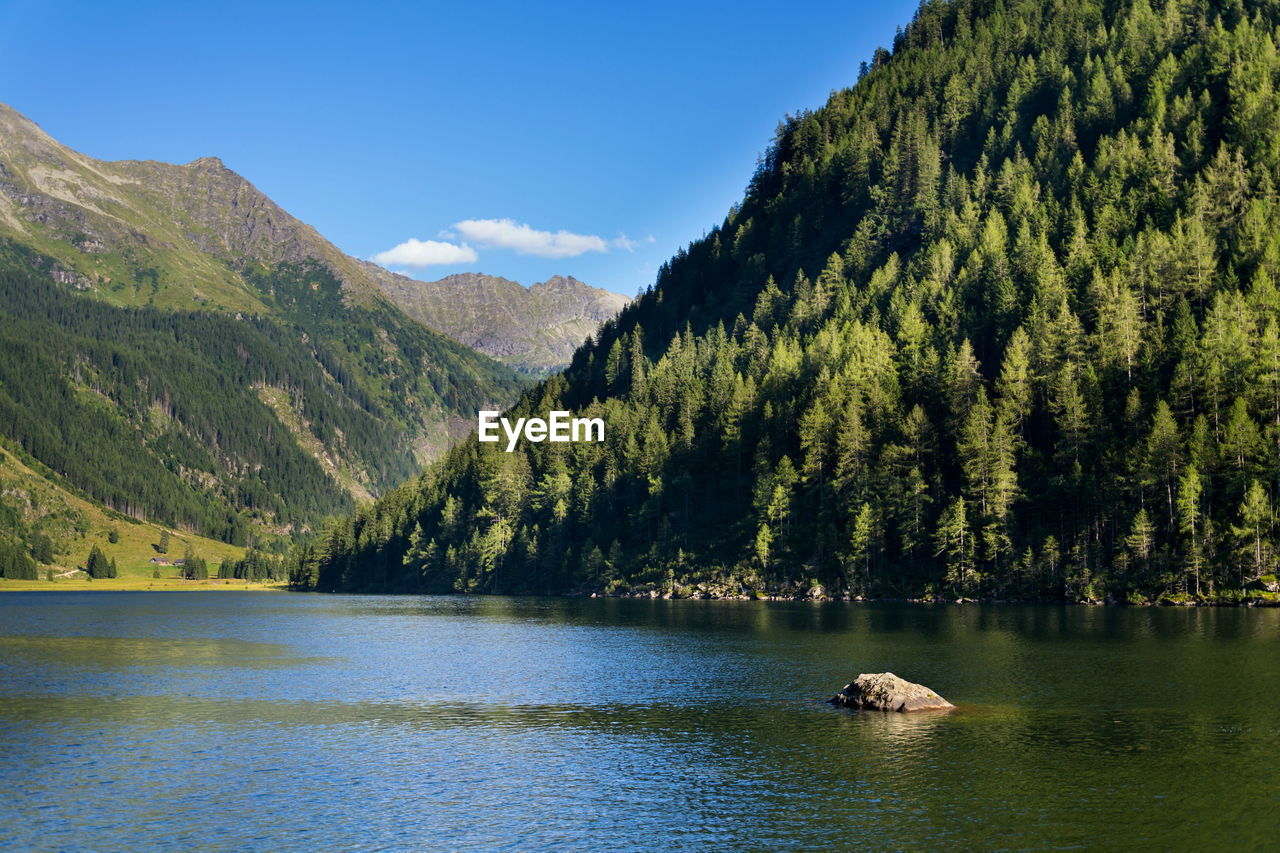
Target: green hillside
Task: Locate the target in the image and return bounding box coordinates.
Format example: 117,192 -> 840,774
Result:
0,442 -> 246,585
0,102 -> 527,551
0,103 -> 417,314
305,0 -> 1280,603
0,241 -> 522,548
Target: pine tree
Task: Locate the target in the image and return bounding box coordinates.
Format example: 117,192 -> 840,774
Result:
86,545 -> 110,579
1234,481 -> 1274,584
30,534 -> 53,564
1178,464 -> 1204,596
1126,509 -> 1156,591
1143,401 -> 1181,530
935,497 -> 974,597
845,503 -> 876,594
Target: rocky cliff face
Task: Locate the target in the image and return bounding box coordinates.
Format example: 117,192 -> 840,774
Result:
0,102 -> 412,313
375,271 -> 630,373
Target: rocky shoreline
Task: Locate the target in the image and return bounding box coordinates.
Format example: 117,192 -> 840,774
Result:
587,583 -> 1280,607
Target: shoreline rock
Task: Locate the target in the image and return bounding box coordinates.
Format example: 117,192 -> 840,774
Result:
829,672 -> 954,713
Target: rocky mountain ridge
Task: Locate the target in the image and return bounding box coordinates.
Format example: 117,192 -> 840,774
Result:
375,271 -> 630,372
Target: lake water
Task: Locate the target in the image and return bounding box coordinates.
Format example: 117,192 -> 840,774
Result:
1,593 -> 1277,851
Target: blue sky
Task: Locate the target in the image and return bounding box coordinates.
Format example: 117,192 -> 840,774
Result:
0,0 -> 919,297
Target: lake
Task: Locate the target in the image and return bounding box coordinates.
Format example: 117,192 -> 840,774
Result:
1,593 -> 1277,850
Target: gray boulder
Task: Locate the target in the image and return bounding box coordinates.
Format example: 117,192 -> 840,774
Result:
829,672 -> 954,712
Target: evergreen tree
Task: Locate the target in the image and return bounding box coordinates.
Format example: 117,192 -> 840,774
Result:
1234,481 -> 1274,584
30,533 -> 53,564
1177,464 -> 1204,596
86,545 -> 110,579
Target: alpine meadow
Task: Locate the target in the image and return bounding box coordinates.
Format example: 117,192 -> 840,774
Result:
300,0 -> 1280,604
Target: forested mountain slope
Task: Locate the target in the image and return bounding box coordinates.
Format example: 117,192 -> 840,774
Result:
0,243 -> 519,546
0,443 -> 245,582
0,106 -> 526,550
375,272 -> 630,373
303,0 -> 1280,603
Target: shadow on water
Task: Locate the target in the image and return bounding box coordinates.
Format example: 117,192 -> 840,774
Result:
0,635 -> 327,669
311,592 -> 1280,641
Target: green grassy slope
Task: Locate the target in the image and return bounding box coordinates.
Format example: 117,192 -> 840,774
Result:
0,443 -> 246,585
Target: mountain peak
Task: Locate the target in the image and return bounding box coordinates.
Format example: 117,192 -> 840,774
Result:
531,274 -> 585,291
433,271 -> 523,290
372,270 -> 630,373
187,155 -> 231,172
0,101 -> 68,163
0,104 -> 408,311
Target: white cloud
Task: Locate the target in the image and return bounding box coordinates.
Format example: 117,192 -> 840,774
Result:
376,221 -> 652,266
610,233 -> 655,253
449,218 -> 610,259
372,238 -> 477,268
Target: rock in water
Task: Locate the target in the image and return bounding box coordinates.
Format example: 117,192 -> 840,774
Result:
829,672 -> 954,712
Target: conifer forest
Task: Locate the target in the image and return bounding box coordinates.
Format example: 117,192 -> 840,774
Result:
301,0 -> 1280,604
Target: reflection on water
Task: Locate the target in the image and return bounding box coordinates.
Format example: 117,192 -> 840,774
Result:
0,635 -> 317,669
0,592 -> 1277,851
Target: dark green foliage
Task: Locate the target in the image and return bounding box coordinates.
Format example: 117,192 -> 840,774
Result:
158,530 -> 170,554
308,0 -> 1280,602
107,527 -> 119,544
219,549 -> 283,582
29,533 -> 53,564
0,246 -> 524,545
181,546 -> 208,580
287,543 -> 319,590
86,545 -> 112,579
1,538 -> 38,580
242,262 -> 522,421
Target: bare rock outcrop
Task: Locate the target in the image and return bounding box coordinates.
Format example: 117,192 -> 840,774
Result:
829,672 -> 954,712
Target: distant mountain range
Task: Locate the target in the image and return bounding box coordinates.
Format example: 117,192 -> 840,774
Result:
0,102 -> 532,551
375,272 -> 629,373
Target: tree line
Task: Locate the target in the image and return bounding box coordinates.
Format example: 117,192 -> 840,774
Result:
301,0 -> 1280,603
